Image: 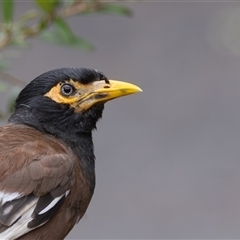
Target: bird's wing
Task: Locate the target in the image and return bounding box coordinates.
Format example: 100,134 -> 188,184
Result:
0,125 -> 74,239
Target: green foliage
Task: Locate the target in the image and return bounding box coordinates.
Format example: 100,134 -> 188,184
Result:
35,0 -> 59,14
40,17 -> 93,50
97,3 -> 132,16
0,1 -> 133,51
0,0 -> 134,52
2,0 -> 14,23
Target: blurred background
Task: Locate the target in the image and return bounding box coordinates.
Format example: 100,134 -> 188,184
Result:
2,1 -> 240,239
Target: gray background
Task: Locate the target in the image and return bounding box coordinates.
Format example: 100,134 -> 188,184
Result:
3,1 -> 240,239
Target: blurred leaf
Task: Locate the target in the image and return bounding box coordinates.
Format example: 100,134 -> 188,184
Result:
54,17 -> 74,42
40,17 -> 94,50
35,0 -> 59,13
98,4 -> 132,17
68,35 -> 94,50
13,10 -> 39,30
2,0 -> 14,23
10,37 -> 30,48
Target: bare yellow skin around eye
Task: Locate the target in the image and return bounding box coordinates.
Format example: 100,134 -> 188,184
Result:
44,79 -> 86,104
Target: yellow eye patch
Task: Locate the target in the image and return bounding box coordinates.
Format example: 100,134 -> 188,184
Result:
44,79 -> 87,105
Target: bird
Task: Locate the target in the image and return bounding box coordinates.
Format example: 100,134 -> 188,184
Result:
0,67 -> 142,240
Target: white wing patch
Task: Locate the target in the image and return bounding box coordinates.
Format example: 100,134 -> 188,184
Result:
0,192 -> 22,205
39,190 -> 70,215
0,190 -> 70,239
2,204 -> 13,215
0,198 -> 38,240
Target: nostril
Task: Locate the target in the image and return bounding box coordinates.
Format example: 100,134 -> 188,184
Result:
104,85 -> 110,89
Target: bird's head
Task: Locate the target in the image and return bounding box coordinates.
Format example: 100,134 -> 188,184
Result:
10,68 -> 142,135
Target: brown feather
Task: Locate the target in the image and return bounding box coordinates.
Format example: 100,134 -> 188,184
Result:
0,124 -> 94,239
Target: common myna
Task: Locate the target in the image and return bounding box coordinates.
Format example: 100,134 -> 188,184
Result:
0,68 -> 141,239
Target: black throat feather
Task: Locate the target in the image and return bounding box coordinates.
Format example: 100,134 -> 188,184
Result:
8,101 -> 104,191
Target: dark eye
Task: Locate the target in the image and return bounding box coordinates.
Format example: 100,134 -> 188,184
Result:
61,84 -> 75,96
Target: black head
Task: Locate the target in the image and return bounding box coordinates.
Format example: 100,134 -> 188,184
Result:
9,67 -> 142,137
15,68 -> 108,107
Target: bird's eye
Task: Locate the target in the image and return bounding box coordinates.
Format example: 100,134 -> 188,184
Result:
61,84 -> 75,96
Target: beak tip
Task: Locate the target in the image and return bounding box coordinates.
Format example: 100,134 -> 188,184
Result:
133,86 -> 142,93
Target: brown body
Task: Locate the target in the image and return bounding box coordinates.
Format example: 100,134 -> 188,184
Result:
0,124 -> 93,240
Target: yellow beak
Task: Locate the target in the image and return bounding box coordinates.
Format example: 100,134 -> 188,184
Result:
76,79 -> 142,112
93,79 -> 142,101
